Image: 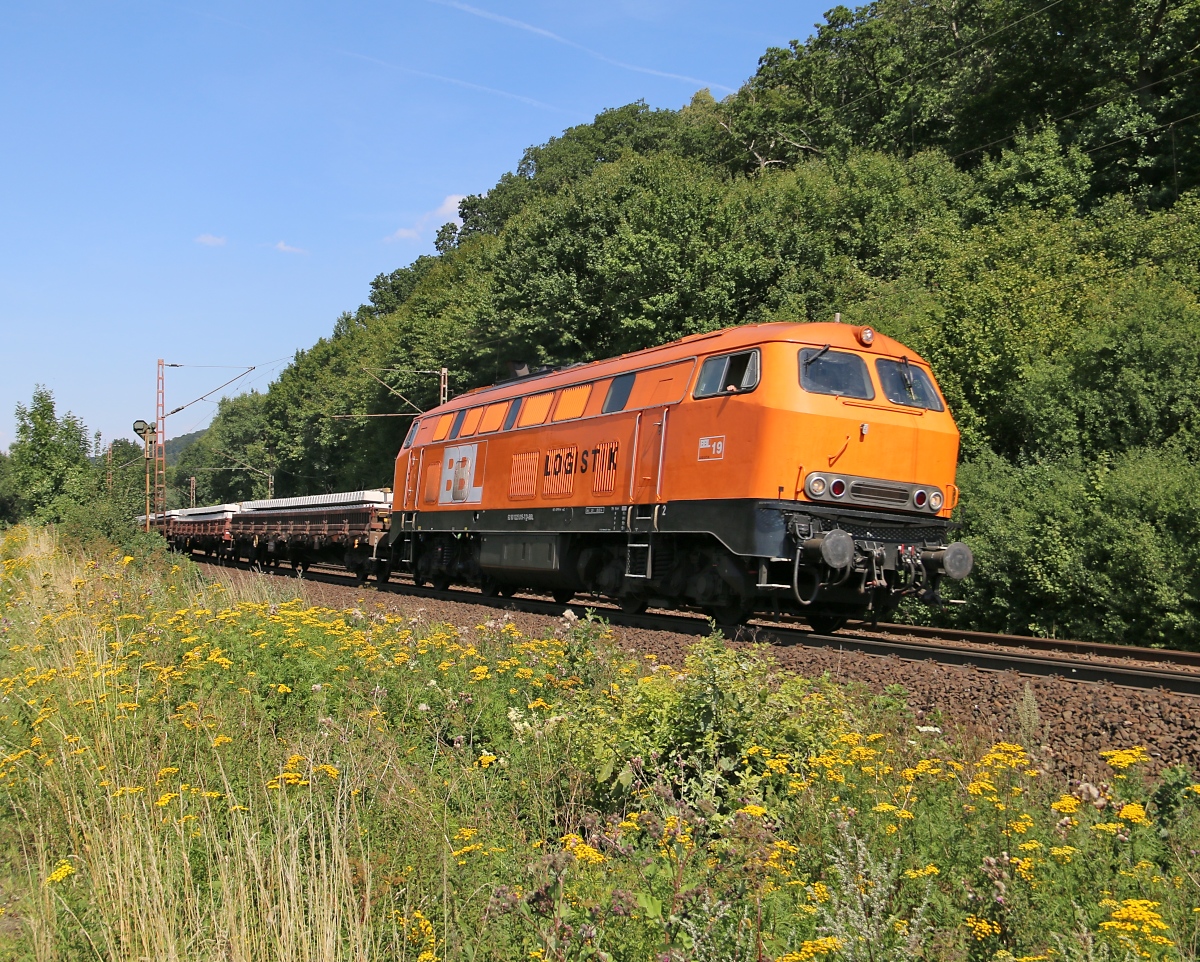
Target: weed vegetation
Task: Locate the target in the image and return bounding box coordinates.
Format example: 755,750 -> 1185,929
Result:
1,527 -> 1198,960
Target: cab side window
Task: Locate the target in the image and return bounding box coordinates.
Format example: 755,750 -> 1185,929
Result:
799,347 -> 874,400
694,350 -> 760,399
401,419 -> 420,449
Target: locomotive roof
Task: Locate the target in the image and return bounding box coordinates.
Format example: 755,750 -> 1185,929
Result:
441,321 -> 929,413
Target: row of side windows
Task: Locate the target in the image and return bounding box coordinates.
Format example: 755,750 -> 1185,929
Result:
403,349 -> 760,450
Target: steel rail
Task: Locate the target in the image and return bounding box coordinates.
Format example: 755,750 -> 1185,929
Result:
191,555 -> 1200,697
851,621 -> 1200,668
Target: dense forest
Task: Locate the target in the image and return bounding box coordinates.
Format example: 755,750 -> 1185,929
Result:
12,0 -> 1200,645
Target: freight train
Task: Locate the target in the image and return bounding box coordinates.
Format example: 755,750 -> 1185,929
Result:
157,321 -> 972,632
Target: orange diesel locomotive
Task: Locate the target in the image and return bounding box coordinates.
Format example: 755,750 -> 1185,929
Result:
388,321 -> 972,630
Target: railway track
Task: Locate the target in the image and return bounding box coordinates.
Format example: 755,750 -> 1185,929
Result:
193,555 -> 1200,698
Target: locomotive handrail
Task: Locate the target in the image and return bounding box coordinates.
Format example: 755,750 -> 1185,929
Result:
655,407 -> 668,500
628,412 -> 642,502
841,399 -> 925,416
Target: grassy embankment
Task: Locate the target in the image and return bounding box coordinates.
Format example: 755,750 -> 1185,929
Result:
1,525 -> 1198,961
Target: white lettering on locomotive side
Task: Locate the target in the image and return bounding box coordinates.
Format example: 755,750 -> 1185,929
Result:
698,435 -> 725,461
507,512 -> 534,522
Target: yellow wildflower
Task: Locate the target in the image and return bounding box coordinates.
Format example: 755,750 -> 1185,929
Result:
775,937 -> 843,962
964,915 -> 1001,940
1118,802 -> 1151,827
1050,794 -> 1080,814
45,859 -> 76,884
1099,899 -> 1173,947
1099,746 -> 1150,770
561,833 -> 605,866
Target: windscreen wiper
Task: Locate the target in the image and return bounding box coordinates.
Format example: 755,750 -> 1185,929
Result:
901,356 -> 916,398
804,344 -> 831,369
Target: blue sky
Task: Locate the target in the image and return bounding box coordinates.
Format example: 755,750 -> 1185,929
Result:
0,0 -> 828,450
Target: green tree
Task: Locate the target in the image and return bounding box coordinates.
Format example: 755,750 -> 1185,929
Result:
0,451 -> 19,524
8,386 -> 91,522
173,392 -> 275,504
718,0 -> 1199,204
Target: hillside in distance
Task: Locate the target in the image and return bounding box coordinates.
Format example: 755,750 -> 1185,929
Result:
165,430 -> 206,467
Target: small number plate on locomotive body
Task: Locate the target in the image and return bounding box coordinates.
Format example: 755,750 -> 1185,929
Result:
698,435 -> 725,461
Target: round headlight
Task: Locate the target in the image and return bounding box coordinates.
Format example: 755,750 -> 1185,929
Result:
929,490 -> 944,511
808,475 -> 827,497
858,327 -> 875,346
913,489 -> 928,508
830,478 -> 847,498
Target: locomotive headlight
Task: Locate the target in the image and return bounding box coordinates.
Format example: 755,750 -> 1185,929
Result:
858,327 -> 875,346
829,478 -> 847,498
807,475 -> 827,497
913,489 -> 928,508
928,490 -> 944,511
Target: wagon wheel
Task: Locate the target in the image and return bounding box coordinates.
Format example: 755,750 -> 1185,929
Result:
707,602 -> 750,630
552,589 -> 575,605
430,575 -> 451,592
807,613 -> 847,635
480,578 -> 502,598
618,596 -> 647,615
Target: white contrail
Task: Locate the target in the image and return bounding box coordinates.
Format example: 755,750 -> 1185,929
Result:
429,0 -> 737,93
339,49 -> 569,112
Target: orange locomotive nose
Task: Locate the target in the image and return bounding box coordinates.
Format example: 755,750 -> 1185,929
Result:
388,321 -> 972,630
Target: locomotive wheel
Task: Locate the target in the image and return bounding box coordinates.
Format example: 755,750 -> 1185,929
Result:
376,562 -> 391,584
552,589 -> 575,605
807,613 -> 847,635
430,575 -> 451,591
708,602 -> 750,630
618,596 -> 647,615
499,585 -> 519,598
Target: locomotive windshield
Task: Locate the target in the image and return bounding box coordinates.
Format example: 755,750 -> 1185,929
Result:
798,347 -> 874,399
875,358 -> 944,411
